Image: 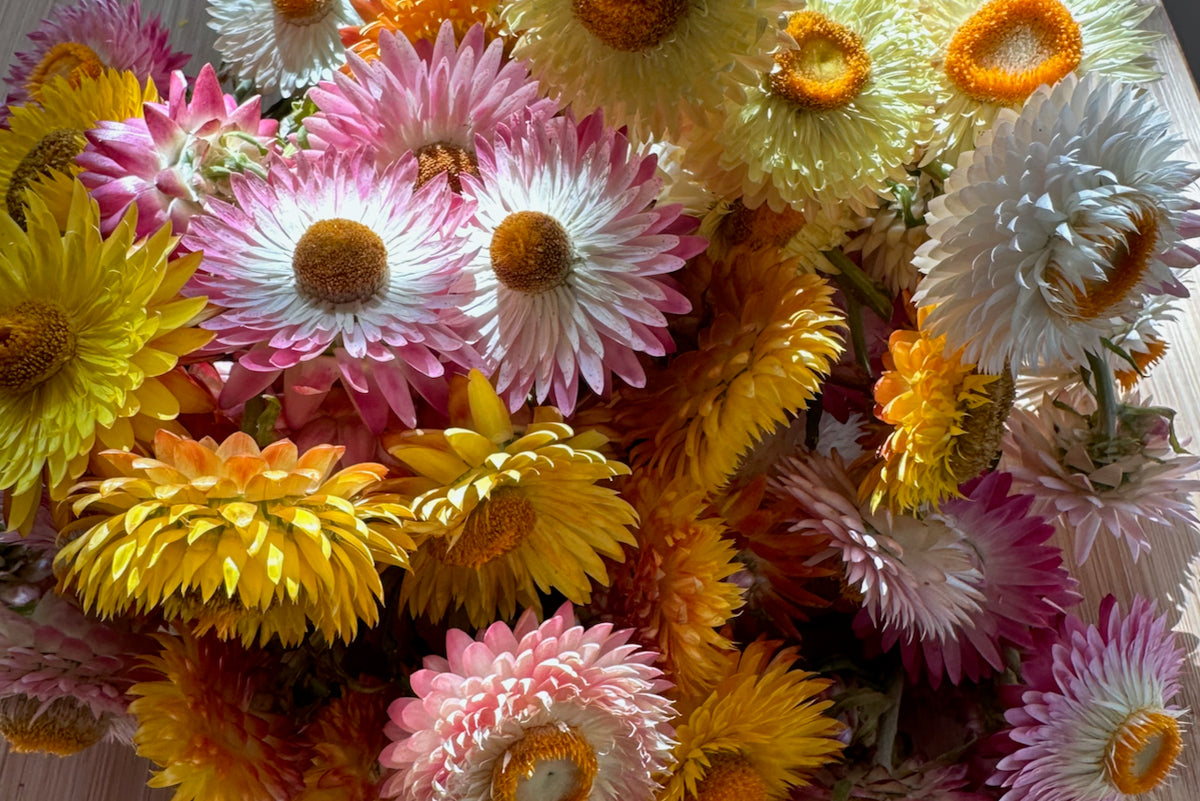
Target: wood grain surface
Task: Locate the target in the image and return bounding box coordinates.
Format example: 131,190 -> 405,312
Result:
2,1 -> 1200,799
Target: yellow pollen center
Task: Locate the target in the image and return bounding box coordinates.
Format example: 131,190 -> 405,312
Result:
25,42 -> 105,98
0,695 -> 109,756
944,0 -> 1082,104
490,211 -> 574,294
491,724 -> 598,801
272,0 -> 336,23
1105,709 -> 1182,795
292,218 -> 389,305
689,751 -> 769,801
572,0 -> 690,52
948,367 -> 1015,485
1066,211 -> 1159,321
415,141 -> 480,193
6,128 -> 84,228
0,300 -> 77,394
769,11 -> 871,111
437,489 -> 537,569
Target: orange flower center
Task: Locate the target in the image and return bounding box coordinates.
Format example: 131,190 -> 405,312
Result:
490,211 -> 574,294
437,488 -> 537,568
1115,338 -> 1169,391
6,128 -> 84,228
0,300 -> 77,394
572,0 -> 690,52
415,141 -> 480,193
272,0 -> 336,23
293,218 -> 389,305
491,723 -> 598,801
688,751 -> 769,801
26,42 -> 105,99
769,11 -> 871,111
943,0 -> 1082,104
1062,210 -> 1159,321
1105,709 -> 1182,795
0,695 -> 109,756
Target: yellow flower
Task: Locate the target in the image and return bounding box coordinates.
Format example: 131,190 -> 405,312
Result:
599,478 -> 745,702
345,0 -> 501,61
0,69 -> 156,229
131,632 -> 307,801
615,248 -> 845,495
659,640 -> 845,801
57,431 -> 414,646
385,369 -> 637,626
0,182 -> 209,533
863,323 -> 1012,511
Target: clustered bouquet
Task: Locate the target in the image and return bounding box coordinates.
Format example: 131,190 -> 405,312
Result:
0,0 -> 1197,799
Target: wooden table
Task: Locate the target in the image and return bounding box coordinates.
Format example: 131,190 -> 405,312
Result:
1,1 -> 1199,799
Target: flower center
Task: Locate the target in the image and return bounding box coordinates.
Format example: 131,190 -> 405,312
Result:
6,128 -> 84,228
572,0 -> 690,52
1105,709 -> 1182,795
0,695 -> 109,756
769,11 -> 871,111
491,723 -> 598,801
943,0 -> 1082,104
0,301 -> 77,394
1115,338 -> 1169,390
437,488 -> 537,569
25,42 -> 105,98
948,367 -> 1014,484
292,218 -> 389,305
689,751 -> 769,801
415,141 -> 480,193
272,0 -> 336,23
1065,210 -> 1159,321
490,211 -> 574,294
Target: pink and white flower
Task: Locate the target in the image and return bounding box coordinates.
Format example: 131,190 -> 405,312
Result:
458,110 -> 705,413
78,63 -> 279,238
182,147 -> 480,431
380,603 -> 676,801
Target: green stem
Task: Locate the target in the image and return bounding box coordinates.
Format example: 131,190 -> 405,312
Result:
823,249 -> 893,322
874,672 -> 904,770
1085,350 -> 1118,444
846,293 -> 873,380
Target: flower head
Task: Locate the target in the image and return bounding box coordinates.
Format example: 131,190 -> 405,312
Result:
1001,388 -> 1200,565
343,0 -> 502,62
458,110 -> 704,413
57,430 -> 414,646
209,0 -> 359,95
306,23 -> 554,190
297,688 -> 391,801
925,0 -> 1160,165
660,640 -> 844,801
0,593 -> 155,755
0,183 -> 210,533
386,370 -> 637,626
79,63 -> 279,239
379,603 -> 675,801
864,322 -> 1013,512
694,0 -> 936,215
0,69 -> 156,229
4,0 -> 187,111
131,632 -> 308,801
913,74 -> 1200,375
183,147 -> 478,431
993,596 -> 1188,801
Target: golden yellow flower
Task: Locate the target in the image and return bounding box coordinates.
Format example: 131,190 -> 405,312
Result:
0,69 -> 156,229
131,632 -> 307,801
659,639 -> 845,801
598,478 -> 745,702
615,248 -> 845,495
863,322 -> 1013,512
0,182 -> 209,534
345,0 -> 501,62
57,431 -> 414,646
385,369 -> 637,626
